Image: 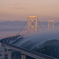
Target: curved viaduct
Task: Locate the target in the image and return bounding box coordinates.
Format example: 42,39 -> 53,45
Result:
0,35 -> 57,59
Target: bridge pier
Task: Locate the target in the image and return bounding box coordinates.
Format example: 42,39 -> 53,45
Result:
21,54 -> 26,59
8,49 -> 12,59
2,44 -> 5,59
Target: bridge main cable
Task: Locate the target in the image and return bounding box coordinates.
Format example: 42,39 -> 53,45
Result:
16,19 -> 28,35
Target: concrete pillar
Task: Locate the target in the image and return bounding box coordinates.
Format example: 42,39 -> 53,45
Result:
21,54 -> 26,59
8,49 -> 12,59
2,44 -> 5,59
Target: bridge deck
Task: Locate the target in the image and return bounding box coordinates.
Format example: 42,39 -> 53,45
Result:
0,36 -> 57,59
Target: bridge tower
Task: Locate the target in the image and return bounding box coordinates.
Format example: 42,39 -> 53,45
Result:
48,20 -> 54,30
28,16 -> 37,33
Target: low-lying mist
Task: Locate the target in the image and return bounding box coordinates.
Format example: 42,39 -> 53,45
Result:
22,29 -> 59,49
13,28 -> 59,50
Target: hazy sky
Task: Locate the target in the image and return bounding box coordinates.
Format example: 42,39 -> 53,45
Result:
0,0 -> 59,22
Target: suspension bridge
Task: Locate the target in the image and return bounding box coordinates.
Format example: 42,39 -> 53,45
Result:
0,16 -> 56,59
17,16 -> 54,35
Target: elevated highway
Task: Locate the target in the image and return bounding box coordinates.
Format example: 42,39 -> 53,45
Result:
0,36 -> 57,59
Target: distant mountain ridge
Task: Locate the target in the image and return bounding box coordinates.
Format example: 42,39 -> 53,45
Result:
0,21 -> 59,31
0,21 -> 59,26
0,21 -> 25,26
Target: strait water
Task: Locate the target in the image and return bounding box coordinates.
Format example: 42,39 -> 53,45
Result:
0,26 -> 59,52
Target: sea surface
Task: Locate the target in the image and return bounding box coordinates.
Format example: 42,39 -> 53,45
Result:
0,26 -> 59,51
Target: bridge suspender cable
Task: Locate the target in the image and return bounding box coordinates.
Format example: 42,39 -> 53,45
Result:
16,19 -> 28,35
16,18 -> 43,36
37,18 -> 43,30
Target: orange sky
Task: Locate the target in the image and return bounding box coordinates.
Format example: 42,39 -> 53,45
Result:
0,0 -> 59,22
